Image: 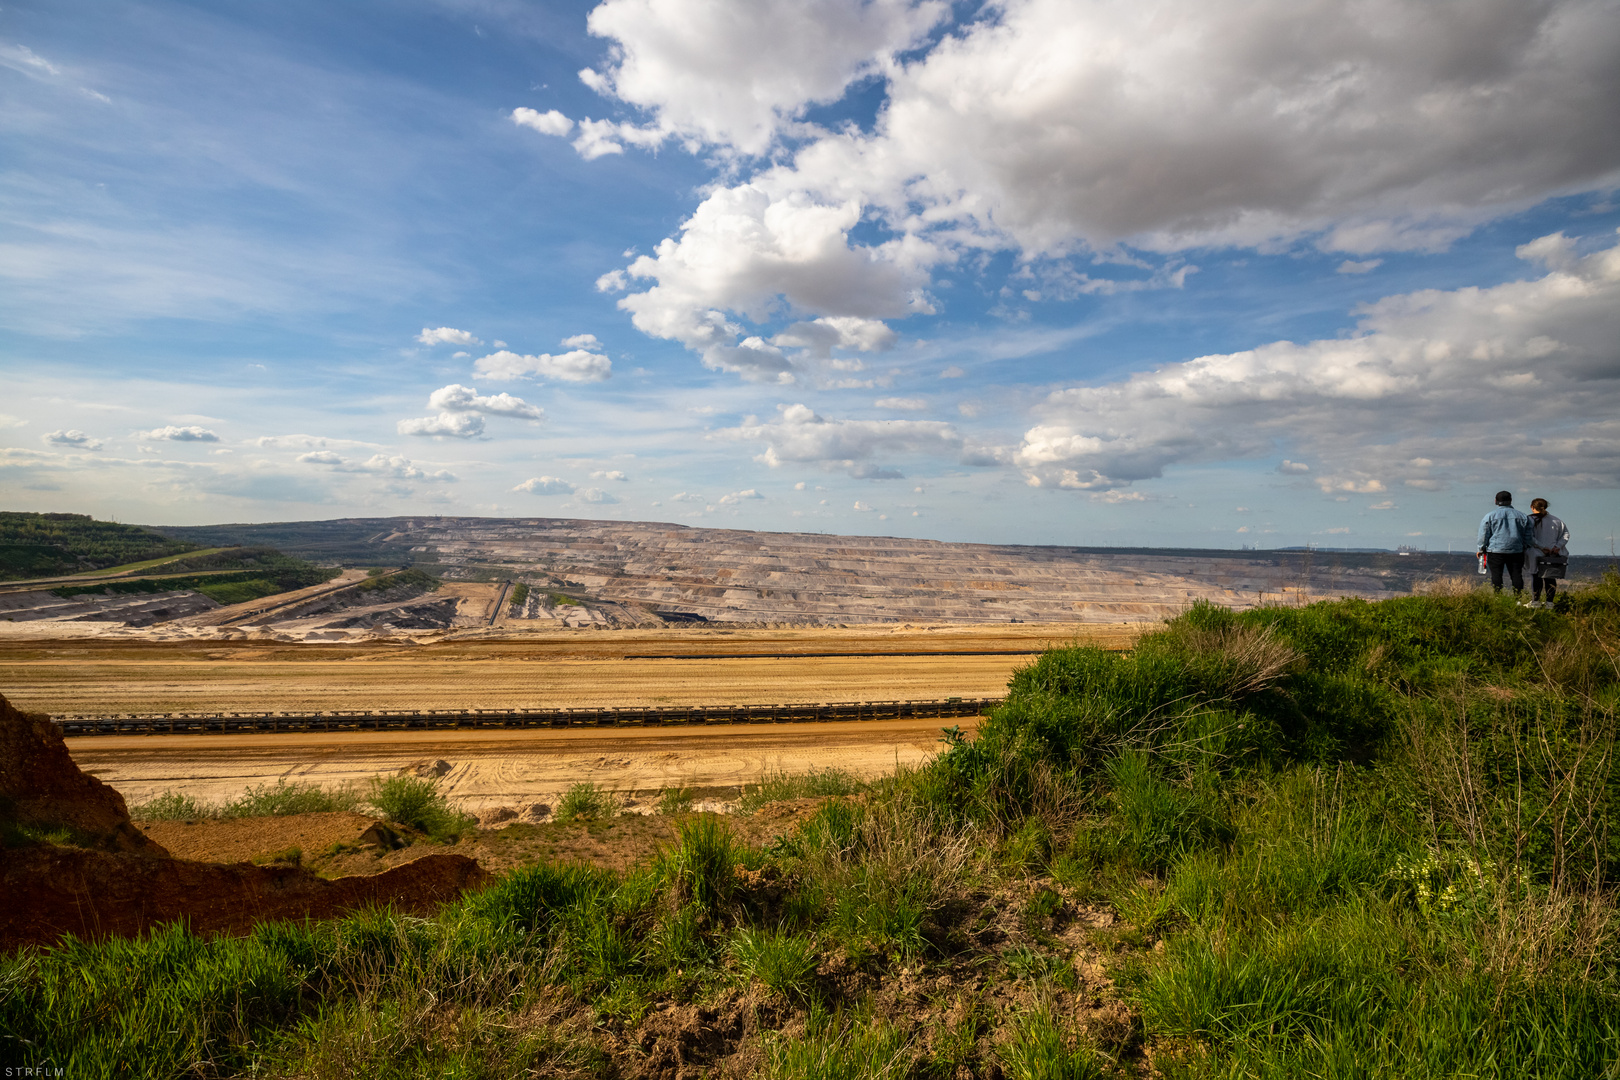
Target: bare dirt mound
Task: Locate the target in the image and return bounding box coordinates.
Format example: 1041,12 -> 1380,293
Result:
0,691 -> 163,854
0,692 -> 490,952
136,811 -> 384,864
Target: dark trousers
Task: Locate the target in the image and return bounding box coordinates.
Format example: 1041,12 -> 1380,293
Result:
1486,551 -> 1525,594
1533,574 -> 1557,601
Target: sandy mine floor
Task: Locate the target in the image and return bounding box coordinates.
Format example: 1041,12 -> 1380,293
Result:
73,716 -> 974,809
15,623 -> 1127,812
1,623 -> 1135,715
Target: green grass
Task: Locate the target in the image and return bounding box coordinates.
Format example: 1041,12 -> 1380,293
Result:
356,568 -> 440,594
655,785 -> 694,814
552,781 -> 616,823
131,780 -> 364,821
8,576 -> 1620,1077
738,766 -> 868,813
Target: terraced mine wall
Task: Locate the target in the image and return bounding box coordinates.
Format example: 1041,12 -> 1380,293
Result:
52,696 -> 999,735
149,515 -> 1533,628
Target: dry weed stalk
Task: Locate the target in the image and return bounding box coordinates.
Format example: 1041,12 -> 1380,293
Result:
1401,672 -> 1618,982
1413,575 -> 1484,597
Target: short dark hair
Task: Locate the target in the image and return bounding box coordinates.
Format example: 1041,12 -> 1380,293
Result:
1495,490 -> 1513,505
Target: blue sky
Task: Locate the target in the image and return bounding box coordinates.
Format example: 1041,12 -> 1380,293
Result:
3,0 -> 1618,553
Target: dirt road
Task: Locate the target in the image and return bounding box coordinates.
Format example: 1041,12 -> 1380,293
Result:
69,716 -> 976,809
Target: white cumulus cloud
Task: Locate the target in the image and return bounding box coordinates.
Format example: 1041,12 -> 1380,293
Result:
1016,230 -> 1620,493
139,425 -> 220,442
514,476 -> 576,495
473,336 -> 613,382
569,0 -> 1620,385
578,0 -> 946,156
577,486 -> 617,504
511,107 -> 574,137
296,451 -> 455,481
397,413 -> 485,439
398,386 -> 545,438
42,429 -> 103,450
417,326 -> 482,347
719,402 -> 965,476
718,488 -> 764,504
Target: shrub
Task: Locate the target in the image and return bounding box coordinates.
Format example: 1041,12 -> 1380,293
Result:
553,782 -> 616,823
129,790 -> 213,820
224,780 -> 363,818
365,776 -> 472,841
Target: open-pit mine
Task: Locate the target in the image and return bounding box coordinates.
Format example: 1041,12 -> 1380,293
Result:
2,514 -> 1479,812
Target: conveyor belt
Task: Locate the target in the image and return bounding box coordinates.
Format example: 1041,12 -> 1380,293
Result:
51,697 -> 1001,735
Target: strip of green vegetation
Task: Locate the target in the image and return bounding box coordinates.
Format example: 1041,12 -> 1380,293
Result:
549,591 -> 581,606
738,767 -> 868,814
355,568 -> 440,594
62,546 -> 233,577
132,781 -> 364,822
0,512 -> 198,580
131,777 -> 472,843
5,579 -> 1616,1078
44,546 -> 340,602
49,566 -> 338,603
508,582 -> 530,611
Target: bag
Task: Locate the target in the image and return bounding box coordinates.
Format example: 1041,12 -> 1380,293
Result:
1539,554 -> 1568,580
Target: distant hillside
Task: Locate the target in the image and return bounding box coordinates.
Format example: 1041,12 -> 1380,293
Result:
0,512 -> 197,581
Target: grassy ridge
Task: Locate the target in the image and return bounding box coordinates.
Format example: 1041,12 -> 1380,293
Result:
3,581 -> 1617,1077
0,512 -> 197,580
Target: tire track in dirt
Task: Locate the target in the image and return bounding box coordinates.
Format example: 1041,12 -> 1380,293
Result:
67,717 -> 972,809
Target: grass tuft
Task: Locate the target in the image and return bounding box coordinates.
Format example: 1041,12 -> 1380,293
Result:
553,781 -> 616,824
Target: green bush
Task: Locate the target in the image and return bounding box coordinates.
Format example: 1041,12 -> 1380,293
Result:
365,776 -> 472,841
129,790 -> 213,820
553,781 -> 615,823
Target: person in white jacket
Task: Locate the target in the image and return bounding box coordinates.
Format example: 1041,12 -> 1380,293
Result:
1525,498 -> 1570,607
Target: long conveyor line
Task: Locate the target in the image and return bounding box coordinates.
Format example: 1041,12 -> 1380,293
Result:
50,697 -> 1001,735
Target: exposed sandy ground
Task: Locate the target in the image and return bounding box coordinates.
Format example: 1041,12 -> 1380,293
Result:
20,624 -> 1110,816
70,716 -> 975,809
0,623 -> 1134,715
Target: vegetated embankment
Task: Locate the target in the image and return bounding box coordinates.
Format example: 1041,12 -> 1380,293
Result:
4,579 -> 1617,1078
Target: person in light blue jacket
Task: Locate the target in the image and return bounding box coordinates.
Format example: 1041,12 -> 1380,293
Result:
1477,490 -> 1533,596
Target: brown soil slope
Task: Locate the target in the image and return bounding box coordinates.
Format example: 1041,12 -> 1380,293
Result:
0,692 -> 488,952
0,692 -> 161,854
